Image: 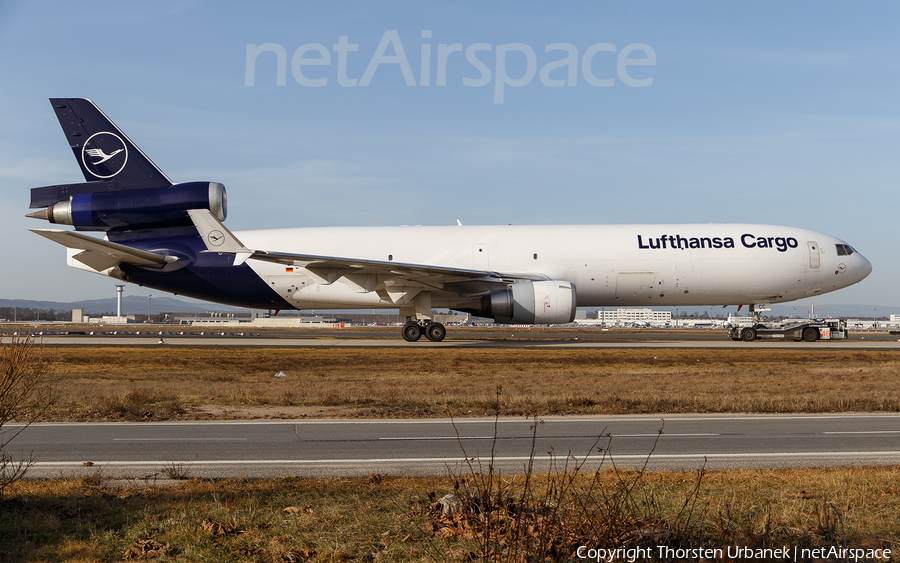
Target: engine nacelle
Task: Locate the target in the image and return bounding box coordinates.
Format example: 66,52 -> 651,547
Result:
37,182 -> 226,231
470,281 -> 577,324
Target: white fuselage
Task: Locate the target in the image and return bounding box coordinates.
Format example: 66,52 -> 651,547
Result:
236,223 -> 872,311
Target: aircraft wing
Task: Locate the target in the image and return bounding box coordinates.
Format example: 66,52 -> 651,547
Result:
30,229 -> 177,272
187,209 -> 546,291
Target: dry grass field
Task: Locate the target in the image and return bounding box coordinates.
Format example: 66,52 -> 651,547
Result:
1,465 -> 898,562
3,340 -> 900,561
37,346 -> 900,421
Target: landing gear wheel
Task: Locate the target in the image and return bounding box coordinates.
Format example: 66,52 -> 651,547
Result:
802,328 -> 819,342
424,322 -> 446,342
401,322 -> 422,342
741,327 -> 757,342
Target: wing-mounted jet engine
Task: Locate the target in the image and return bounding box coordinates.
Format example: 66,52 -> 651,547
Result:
458,281 -> 577,325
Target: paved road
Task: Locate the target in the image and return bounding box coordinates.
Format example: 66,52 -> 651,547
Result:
25,335 -> 900,349
7,414 -> 900,479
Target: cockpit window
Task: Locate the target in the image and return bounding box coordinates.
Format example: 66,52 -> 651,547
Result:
835,244 -> 855,256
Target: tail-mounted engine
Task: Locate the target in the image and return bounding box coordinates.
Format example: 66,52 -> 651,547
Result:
28,181 -> 226,231
463,280 -> 577,324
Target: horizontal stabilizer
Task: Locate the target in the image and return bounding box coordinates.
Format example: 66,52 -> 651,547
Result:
30,229 -> 176,272
30,181 -> 113,209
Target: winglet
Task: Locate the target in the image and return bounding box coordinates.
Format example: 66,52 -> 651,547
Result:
188,209 -> 254,266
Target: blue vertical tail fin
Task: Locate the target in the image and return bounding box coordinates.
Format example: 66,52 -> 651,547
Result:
49,98 -> 172,189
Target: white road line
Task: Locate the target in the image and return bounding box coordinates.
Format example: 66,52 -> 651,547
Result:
379,433 -> 718,441
612,433 -> 719,437
112,438 -> 248,442
380,436 -> 495,441
823,430 -> 900,434
31,450 -> 900,467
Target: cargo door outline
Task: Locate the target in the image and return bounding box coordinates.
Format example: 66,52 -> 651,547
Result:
808,241 -> 820,269
615,271 -> 658,301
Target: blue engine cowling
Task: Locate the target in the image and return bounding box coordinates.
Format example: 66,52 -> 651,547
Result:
41,182 -> 226,231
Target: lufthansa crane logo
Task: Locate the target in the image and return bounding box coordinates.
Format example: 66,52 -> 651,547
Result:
81,132 -> 128,179
207,230 -> 225,247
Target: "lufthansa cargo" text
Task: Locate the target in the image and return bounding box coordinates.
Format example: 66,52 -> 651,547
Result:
637,234 -> 799,252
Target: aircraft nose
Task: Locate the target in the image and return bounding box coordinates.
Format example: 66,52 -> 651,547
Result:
858,254 -> 872,280
853,252 -> 873,282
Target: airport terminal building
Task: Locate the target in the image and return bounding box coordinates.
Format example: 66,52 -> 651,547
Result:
576,308 -> 673,327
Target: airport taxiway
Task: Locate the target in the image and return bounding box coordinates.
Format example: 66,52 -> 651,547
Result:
9,413 -> 900,479
18,335 -> 900,349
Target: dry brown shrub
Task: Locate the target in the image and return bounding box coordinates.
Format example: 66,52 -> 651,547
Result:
201,518 -> 236,535
0,336 -> 53,494
123,538 -> 171,560
161,460 -> 191,480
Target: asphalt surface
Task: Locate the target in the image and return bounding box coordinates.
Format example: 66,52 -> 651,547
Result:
6,324 -> 898,348
19,335 -> 900,349
7,414 -> 900,479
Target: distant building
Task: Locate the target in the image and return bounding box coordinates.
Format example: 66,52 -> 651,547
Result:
726,314 -> 760,327
605,308 -> 671,326
846,319 -> 882,330
100,315 -> 136,324
432,313 -> 469,325
576,308 -> 672,327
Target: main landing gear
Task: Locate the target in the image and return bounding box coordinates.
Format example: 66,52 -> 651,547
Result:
401,320 -> 446,342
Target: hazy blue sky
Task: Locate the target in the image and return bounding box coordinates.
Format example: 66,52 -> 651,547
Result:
1,1 -> 897,308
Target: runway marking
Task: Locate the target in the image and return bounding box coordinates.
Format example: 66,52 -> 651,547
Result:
112,438 -> 248,442
823,431 -> 900,435
31,450 -> 900,467
380,436 -> 494,441
612,433 -> 719,437
379,433 -> 719,441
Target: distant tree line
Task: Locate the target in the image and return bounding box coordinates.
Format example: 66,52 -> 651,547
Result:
0,308 -> 71,322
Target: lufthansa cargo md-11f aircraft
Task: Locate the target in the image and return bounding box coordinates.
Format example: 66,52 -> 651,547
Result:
28,99 -> 872,342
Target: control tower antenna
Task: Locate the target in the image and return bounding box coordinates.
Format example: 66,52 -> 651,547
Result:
115,285 -> 125,317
